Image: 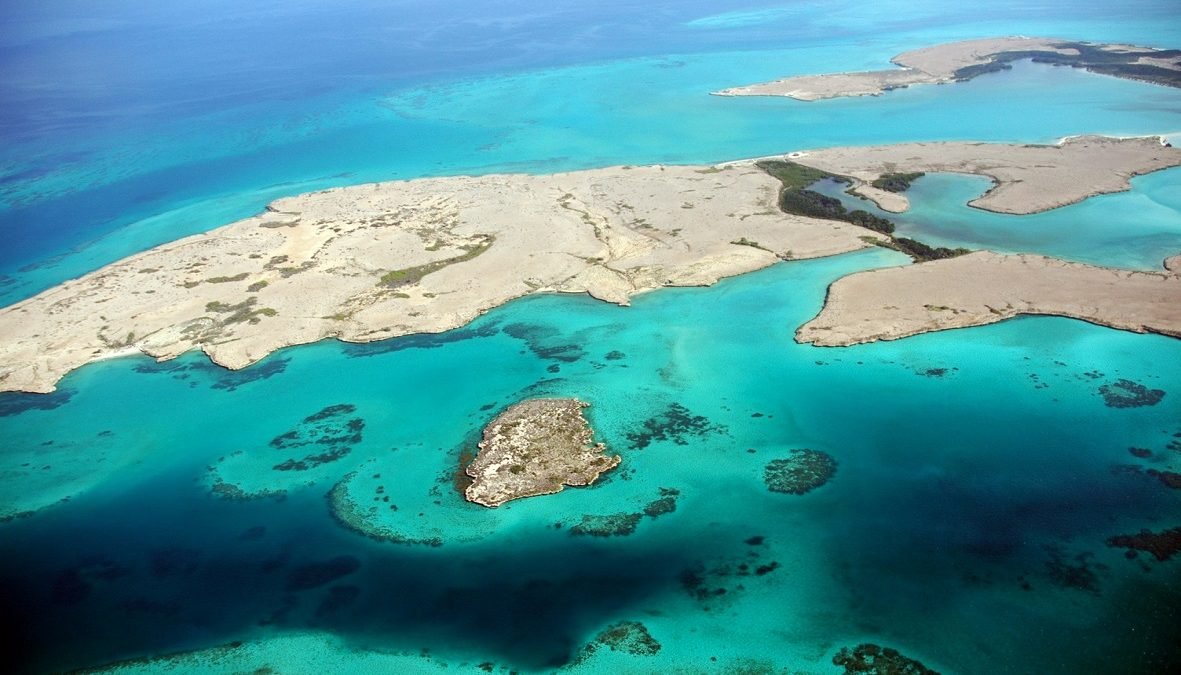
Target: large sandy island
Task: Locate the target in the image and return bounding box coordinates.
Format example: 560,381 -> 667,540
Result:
0,164 -> 880,393
796,251 -> 1181,347
2,136 -> 1178,393
714,37 -> 1181,101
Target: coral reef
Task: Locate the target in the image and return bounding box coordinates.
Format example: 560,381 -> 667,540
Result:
679,535 -> 780,610
764,449 -> 837,495
589,621 -> 662,656
325,473 -> 444,547
833,643 -> 940,675
569,513 -> 643,537
1107,527 -> 1181,561
1097,379 -> 1166,408
625,403 -> 724,450
269,403 -> 365,472
1043,545 -> 1104,594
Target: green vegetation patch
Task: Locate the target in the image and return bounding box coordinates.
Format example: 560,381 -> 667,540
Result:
759,159 -> 969,264
205,272 -> 249,284
952,42 -> 1181,89
204,297 -> 278,325
756,159 -> 847,190
871,171 -> 925,193
873,237 -> 971,262
379,235 -> 494,288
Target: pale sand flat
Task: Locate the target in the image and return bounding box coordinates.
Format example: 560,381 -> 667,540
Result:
796,251 -> 1181,347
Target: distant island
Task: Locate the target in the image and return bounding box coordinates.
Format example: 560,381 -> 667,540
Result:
1,136 -> 1178,393
713,37 -> 1181,100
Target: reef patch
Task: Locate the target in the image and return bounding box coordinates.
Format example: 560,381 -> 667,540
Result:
625,403 -> 725,450
1107,526 -> 1181,562
833,643 -> 940,675
269,403 -> 365,472
1097,379 -> 1165,408
325,473 -> 445,547
576,621 -> 661,661
764,449 -> 837,495
1043,545 -> 1103,594
502,323 -> 586,363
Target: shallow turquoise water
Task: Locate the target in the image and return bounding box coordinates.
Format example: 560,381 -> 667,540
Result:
3,1 -> 1181,673
5,53 -> 1181,305
3,251 -> 1180,673
812,167 -> 1181,270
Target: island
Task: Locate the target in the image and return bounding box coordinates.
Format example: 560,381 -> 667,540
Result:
1,135 -> 1179,393
713,37 -> 1181,101
0,164 -> 880,394
781,135 -> 1180,214
796,251 -> 1181,347
464,398 -> 619,507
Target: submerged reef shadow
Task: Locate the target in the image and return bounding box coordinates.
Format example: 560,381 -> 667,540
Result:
0,388 -> 75,417
341,321 -> 501,358
10,523 -> 708,673
319,538 -> 698,670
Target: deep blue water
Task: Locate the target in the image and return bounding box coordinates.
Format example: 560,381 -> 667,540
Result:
2,1 -> 1181,673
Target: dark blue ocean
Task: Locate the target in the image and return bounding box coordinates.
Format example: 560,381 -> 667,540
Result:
2,1 -> 1181,672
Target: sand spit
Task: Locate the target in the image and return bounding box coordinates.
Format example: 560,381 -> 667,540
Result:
796,251 -> 1181,347
713,37 -> 1180,100
465,398 -> 619,508
0,163 -> 878,393
790,135 -> 1181,214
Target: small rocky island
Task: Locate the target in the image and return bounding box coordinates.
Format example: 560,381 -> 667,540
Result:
464,398 -> 620,507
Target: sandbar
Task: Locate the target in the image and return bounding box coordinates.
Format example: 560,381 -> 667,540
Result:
713,37 -> 1181,100
796,251 -> 1181,347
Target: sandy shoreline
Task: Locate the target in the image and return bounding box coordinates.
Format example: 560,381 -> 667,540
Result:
2,136 -> 1178,394
713,37 -> 1181,100
796,251 -> 1181,347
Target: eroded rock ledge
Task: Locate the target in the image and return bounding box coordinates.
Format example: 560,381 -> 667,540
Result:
464,398 -> 619,507
714,37 -> 1181,101
796,251 -> 1181,347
